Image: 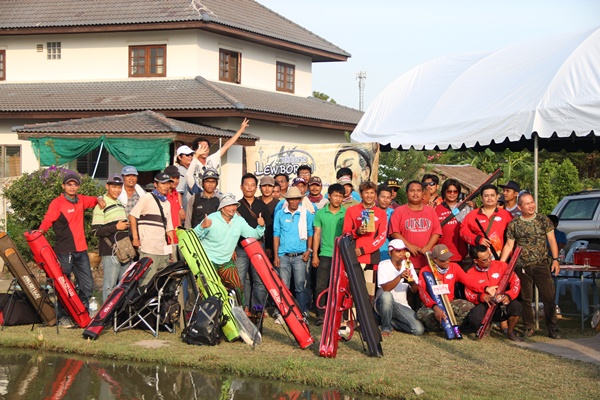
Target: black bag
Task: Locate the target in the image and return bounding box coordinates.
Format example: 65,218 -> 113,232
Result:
181,296 -> 223,346
160,298 -> 181,325
0,292 -> 43,326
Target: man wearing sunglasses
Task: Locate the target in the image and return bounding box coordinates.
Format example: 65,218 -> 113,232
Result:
465,244 -> 523,341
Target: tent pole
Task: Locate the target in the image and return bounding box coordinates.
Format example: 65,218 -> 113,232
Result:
92,141 -> 104,179
533,133 -> 540,330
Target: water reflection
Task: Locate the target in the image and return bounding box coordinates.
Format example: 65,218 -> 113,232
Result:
0,349 -> 372,400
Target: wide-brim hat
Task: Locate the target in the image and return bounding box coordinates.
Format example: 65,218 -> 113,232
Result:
218,193 -> 240,210
284,186 -> 304,199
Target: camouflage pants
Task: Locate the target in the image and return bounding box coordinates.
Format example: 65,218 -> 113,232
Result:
417,299 -> 474,332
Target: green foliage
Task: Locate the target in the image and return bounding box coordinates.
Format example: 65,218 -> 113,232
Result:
378,149 -> 431,203
312,91 -> 337,104
536,159 -> 582,214
3,167 -> 104,260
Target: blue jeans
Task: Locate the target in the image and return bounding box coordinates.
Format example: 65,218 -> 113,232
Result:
278,254 -> 309,313
235,246 -> 267,309
56,251 -> 93,316
376,291 -> 424,336
101,255 -> 130,302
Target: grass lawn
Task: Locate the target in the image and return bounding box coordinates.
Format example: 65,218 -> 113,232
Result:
0,307 -> 598,399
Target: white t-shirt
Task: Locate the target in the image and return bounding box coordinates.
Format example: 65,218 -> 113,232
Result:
375,259 -> 418,307
129,193 -> 174,255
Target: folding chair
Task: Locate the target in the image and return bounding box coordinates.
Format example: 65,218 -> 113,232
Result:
114,261 -> 192,337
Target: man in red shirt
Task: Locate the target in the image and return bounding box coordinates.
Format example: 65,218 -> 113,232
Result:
389,180 -> 442,271
460,184 -> 512,257
343,181 -> 388,296
164,165 -> 185,247
465,245 -> 522,341
417,244 -> 496,332
39,173 -> 103,324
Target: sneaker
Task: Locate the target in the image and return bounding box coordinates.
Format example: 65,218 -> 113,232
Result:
315,317 -> 324,327
274,315 -> 284,325
548,329 -> 561,339
302,312 -> 309,326
506,331 -> 524,342
58,317 -> 74,328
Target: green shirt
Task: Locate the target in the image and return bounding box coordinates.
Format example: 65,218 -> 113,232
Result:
314,205 -> 346,257
506,213 -> 554,267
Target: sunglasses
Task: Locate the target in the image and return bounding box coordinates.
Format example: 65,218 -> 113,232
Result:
424,182 -> 437,186
446,189 -> 459,194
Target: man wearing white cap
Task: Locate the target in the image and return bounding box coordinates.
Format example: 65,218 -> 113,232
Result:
375,239 -> 424,337
273,186 -> 314,316
194,193 -> 265,301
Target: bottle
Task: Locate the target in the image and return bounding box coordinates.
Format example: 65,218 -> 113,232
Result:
89,296 -> 98,316
558,248 -> 565,264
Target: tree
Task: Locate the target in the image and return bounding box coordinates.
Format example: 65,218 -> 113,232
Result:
312,91 -> 337,104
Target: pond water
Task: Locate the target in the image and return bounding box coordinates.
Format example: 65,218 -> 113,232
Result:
0,348 -> 376,400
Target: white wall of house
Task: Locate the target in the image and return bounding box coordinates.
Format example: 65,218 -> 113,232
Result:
0,122 -> 37,175
0,29 -> 313,96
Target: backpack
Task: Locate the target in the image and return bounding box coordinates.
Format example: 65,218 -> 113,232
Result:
181,296 -> 223,346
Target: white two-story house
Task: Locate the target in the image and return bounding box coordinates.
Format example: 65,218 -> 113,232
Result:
0,0 -> 362,193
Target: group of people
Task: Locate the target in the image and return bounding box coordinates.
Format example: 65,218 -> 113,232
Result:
38,120 -> 563,341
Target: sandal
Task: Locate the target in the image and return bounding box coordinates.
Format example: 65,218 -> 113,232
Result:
381,331 -> 392,337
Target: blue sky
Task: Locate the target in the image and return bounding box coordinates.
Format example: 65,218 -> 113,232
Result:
259,0 -> 600,110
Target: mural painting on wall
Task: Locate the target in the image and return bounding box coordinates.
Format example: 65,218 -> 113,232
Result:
246,143 -> 379,193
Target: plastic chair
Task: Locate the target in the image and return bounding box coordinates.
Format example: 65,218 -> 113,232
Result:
555,239 -> 598,315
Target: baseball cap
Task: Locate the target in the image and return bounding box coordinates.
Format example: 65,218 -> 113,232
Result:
259,176 -> 275,186
202,168 -> 219,181
499,180 -> 521,192
106,173 -> 124,185
164,165 -> 181,178
431,244 -> 453,261
386,179 -> 400,189
121,166 -> 138,176
284,186 -> 304,199
218,193 -> 240,210
176,145 -> 194,156
308,176 -> 322,186
154,172 -> 174,183
62,173 -> 81,185
292,177 -> 306,186
337,176 -> 353,187
388,239 -> 407,251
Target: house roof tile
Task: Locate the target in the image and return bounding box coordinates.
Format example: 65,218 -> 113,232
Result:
0,77 -> 363,126
0,0 -> 350,58
13,110 -> 259,142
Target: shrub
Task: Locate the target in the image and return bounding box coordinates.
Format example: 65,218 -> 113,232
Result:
3,166 -> 104,261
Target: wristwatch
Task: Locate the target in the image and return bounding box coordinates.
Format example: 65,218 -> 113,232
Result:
552,257 -> 560,261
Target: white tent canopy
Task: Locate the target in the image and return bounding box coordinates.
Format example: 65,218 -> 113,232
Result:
352,27 -> 600,150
